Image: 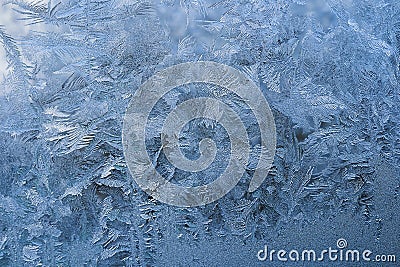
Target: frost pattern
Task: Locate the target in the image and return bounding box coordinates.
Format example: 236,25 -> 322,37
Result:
0,0 -> 399,266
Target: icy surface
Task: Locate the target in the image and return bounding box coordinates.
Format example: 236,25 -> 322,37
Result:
0,0 -> 399,266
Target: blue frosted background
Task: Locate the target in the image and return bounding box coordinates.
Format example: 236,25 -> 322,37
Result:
0,0 -> 399,266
